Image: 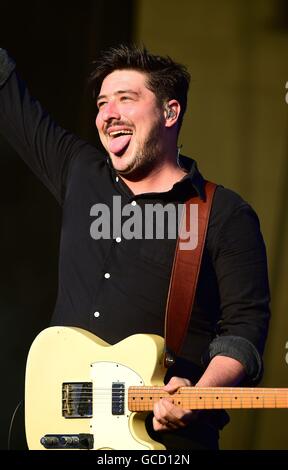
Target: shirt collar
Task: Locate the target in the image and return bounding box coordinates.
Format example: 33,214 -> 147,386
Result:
176,155 -> 206,200
106,153 -> 206,201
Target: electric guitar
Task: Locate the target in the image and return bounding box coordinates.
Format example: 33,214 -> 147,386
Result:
25,326 -> 288,450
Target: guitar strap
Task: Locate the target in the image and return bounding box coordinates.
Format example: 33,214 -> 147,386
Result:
164,181 -> 217,367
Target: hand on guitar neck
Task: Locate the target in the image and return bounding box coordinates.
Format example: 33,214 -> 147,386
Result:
153,356 -> 246,432
153,376 -> 194,431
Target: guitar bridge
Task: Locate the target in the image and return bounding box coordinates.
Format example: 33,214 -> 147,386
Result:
62,382 -> 92,418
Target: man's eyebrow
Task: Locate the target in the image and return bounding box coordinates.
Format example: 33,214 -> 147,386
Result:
97,90 -> 140,102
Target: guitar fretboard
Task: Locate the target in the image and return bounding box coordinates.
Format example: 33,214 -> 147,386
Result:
128,387 -> 288,411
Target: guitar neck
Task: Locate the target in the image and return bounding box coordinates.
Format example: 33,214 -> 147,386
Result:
128,386 -> 288,411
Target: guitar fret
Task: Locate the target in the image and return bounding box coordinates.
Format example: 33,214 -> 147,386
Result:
128,387 -> 288,411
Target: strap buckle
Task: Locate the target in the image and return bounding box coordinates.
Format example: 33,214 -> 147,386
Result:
164,349 -> 176,368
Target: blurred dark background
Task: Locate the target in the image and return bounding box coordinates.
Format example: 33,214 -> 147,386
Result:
0,0 -> 288,450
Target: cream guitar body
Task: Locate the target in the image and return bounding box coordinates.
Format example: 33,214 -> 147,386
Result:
25,327 -> 166,450
25,327 -> 288,450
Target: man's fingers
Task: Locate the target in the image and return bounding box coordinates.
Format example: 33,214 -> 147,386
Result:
153,377 -> 195,432
152,416 -> 178,431
153,398 -> 190,429
163,376 -> 192,393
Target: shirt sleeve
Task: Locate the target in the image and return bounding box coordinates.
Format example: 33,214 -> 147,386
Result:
206,199 -> 271,383
0,48 -> 87,205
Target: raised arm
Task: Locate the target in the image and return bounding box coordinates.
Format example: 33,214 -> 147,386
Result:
0,48 -> 87,204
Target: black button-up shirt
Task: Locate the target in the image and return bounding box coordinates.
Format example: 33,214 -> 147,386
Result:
0,50 -> 270,386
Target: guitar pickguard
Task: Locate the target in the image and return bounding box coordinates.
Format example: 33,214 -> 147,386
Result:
90,361 -> 147,450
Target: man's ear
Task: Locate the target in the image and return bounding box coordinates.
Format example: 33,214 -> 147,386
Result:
164,100 -> 181,128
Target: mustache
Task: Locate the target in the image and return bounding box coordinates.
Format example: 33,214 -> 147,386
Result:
105,120 -> 133,133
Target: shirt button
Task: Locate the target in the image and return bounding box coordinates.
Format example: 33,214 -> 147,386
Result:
116,237 -> 121,243
116,177 -> 119,183
104,273 -> 111,279
131,200 -> 137,206
94,311 -> 100,318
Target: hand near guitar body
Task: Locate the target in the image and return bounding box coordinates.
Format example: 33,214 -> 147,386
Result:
153,356 -> 246,432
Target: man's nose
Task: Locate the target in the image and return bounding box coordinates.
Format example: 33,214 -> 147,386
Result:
102,101 -> 121,122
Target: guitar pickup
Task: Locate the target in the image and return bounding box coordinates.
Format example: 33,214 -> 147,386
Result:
112,382 -> 125,415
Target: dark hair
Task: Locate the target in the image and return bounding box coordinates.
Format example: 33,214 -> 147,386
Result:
89,44 -> 191,131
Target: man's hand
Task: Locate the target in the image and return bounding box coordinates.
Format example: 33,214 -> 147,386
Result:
152,356 -> 246,432
152,376 -> 195,432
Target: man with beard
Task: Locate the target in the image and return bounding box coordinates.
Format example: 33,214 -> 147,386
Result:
0,45 -> 270,450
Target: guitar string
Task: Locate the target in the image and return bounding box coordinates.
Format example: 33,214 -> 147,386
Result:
64,399 -> 288,408
61,391 -> 288,405
60,387 -> 288,392
61,390 -> 288,394
62,400 -> 288,404
62,400 -> 287,410
62,398 -> 288,402
61,387 -> 288,406
61,394 -> 288,399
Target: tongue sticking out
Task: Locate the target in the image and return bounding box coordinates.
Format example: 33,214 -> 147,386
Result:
109,135 -> 132,156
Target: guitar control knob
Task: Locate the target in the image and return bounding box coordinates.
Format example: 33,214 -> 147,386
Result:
40,436 -> 59,447
72,436 -> 80,446
60,436 -> 73,446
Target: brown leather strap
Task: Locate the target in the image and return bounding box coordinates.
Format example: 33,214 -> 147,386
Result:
164,181 -> 217,367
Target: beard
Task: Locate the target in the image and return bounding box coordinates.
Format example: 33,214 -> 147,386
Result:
114,120 -> 164,181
